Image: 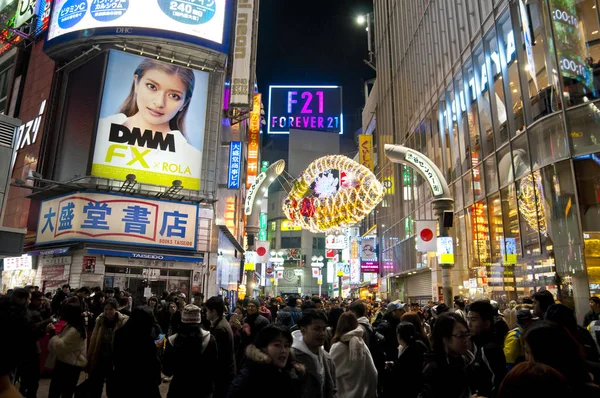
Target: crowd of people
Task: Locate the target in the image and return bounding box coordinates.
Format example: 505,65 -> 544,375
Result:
1,284 -> 600,398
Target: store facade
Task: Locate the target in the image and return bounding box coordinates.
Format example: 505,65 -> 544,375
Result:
373,0 -> 600,318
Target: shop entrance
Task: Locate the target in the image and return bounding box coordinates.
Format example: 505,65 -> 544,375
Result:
104,266 -> 192,299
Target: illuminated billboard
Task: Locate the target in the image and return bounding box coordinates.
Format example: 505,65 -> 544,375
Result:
268,86 -> 343,134
91,50 -> 209,190
46,0 -> 230,53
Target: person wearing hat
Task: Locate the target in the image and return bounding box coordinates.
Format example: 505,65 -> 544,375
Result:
162,304 -> 218,398
503,309 -> 533,371
375,300 -> 406,398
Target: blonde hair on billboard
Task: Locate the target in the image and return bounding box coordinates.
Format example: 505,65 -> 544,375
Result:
118,58 -> 195,140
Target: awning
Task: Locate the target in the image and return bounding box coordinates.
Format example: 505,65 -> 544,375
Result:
27,246 -> 71,256
218,225 -> 244,253
87,248 -> 204,263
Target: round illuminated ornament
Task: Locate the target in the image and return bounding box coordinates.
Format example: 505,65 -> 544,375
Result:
283,155 -> 385,233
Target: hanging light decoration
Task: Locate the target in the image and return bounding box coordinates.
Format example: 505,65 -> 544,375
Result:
283,155 -> 385,233
517,171 -> 547,236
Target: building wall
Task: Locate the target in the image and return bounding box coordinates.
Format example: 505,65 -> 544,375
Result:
373,0 -> 600,319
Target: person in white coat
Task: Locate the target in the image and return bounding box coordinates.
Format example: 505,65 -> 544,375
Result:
46,302 -> 88,398
329,312 -> 378,398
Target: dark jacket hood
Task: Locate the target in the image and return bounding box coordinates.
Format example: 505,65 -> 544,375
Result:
245,344 -> 305,375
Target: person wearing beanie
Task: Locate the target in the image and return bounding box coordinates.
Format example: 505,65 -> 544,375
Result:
240,299 -> 270,357
162,305 -> 218,398
504,309 -> 534,371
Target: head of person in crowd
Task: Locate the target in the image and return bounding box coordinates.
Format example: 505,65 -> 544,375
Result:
533,290 -> 555,319
24,285 -> 34,292
269,297 -> 278,307
467,300 -> 496,339
396,321 -> 419,347
297,309 -> 328,352
61,302 -> 87,339
121,305 -> 155,337
410,302 -> 421,313
328,306 -> 344,332
311,296 -> 323,310
254,324 -> 295,369
45,292 -> 52,299
118,296 -> 130,310
179,304 -> 203,337
332,312 -> 360,344
349,300 -> 366,319
431,312 -> 470,358
422,306 -> 432,321
204,296 -> 225,323
11,287 -> 30,307
433,303 -> 449,317
92,291 -> 105,304
233,306 -> 246,318
521,297 -> 533,305
301,299 -> 316,311
498,361 -> 572,398
544,304 -> 578,333
296,298 -> 303,308
247,299 -> 260,316
104,288 -> 115,299
401,312 -> 428,343
454,296 -> 466,311
147,296 -> 159,311
30,290 -> 43,309
76,286 -> 91,301
524,321 -> 592,390
224,296 -> 230,305
167,300 -> 178,314
386,301 -> 406,321
589,296 -> 600,314
103,298 -> 119,321
516,309 -> 533,329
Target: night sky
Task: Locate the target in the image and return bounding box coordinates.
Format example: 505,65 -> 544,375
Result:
256,0 -> 376,156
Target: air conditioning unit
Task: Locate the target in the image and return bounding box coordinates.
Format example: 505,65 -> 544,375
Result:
0,113 -> 22,223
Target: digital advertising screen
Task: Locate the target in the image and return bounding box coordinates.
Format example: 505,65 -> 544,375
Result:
268,85 -> 343,134
46,0 -> 230,53
91,50 -> 209,190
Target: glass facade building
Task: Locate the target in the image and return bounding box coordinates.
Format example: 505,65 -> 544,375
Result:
372,0 -> 600,317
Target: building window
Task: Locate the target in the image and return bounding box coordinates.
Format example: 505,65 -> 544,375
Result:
312,237 -> 325,250
281,236 -> 301,249
0,56 -> 15,114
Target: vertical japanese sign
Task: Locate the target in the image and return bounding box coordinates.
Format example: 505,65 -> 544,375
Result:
224,196 -> 236,233
358,134 -> 374,171
229,0 -> 255,107
36,192 -> 198,250
227,141 -> 242,189
246,93 -> 261,188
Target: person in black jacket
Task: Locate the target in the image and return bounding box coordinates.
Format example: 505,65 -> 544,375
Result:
242,299 -> 269,347
228,324 -> 305,398
376,301 -> 406,398
206,296 -> 236,398
163,304 -> 218,398
467,300 -> 507,398
113,306 -> 161,398
420,312 -> 473,398
392,321 -> 428,398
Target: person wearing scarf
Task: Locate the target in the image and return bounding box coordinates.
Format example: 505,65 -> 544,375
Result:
329,312 -> 377,398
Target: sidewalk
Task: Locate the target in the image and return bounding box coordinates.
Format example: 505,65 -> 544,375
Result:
37,374 -> 171,397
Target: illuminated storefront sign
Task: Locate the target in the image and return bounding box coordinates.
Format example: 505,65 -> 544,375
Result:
230,0 -> 255,106
46,0 -> 229,53
405,150 -> 444,196
358,134 -> 374,171
3,254 -> 32,271
268,86 -> 343,134
224,197 -> 236,233
36,192 -> 198,250
326,234 -> 347,250
437,237 -> 455,264
360,238 -> 379,272
281,220 -> 301,231
246,93 -> 261,188
227,141 -> 242,189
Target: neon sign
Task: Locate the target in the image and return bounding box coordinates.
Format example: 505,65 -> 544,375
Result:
268,85 -> 343,134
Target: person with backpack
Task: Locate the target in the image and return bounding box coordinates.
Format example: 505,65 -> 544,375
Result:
349,300 -> 385,370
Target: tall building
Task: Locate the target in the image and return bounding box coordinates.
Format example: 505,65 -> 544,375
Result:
368,0 -> 600,319
0,0 -> 260,301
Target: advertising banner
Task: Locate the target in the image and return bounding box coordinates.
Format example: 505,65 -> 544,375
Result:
3,254 -> 32,271
358,134 -> 374,171
227,141 -> 242,189
230,0 -> 255,106
36,192 -> 198,250
47,0 -> 229,52
246,93 -> 261,188
83,256 -> 96,274
360,238 -> 379,273
281,220 -> 301,231
437,237 -> 455,264
91,51 -> 209,190
268,86 -> 343,134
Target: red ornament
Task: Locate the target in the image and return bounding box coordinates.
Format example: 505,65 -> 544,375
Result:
300,198 -> 315,217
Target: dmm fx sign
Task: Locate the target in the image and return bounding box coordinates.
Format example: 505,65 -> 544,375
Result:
268,86 -> 343,134
36,192 -> 198,250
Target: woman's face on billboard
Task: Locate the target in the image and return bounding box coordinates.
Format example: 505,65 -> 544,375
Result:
134,69 -> 187,130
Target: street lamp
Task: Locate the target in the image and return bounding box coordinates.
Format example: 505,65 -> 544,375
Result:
356,15 -> 366,25
355,13 -> 375,71
311,256 -> 325,296
337,270 -> 344,299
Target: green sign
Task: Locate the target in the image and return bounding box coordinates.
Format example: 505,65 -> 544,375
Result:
258,230 -> 267,241
261,161 -> 270,172
259,213 -> 267,230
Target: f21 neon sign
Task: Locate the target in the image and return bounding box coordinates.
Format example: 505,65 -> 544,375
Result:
268,86 -> 343,134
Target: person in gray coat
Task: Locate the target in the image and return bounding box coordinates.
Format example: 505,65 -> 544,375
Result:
292,309 -> 337,398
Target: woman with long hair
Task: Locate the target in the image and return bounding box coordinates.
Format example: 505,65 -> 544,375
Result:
401,311 -> 431,350
113,306 -> 161,398
229,324 -> 305,397
329,312 -> 377,398
47,303 -> 87,398
392,322 -> 429,398
324,306 -> 344,352
420,312 -> 473,398
498,362 -> 572,398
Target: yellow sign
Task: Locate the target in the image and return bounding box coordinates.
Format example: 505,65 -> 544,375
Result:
358,134 -> 374,171
246,94 -> 261,188
244,263 -> 255,271
382,175 -> 395,195
281,220 -> 301,231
